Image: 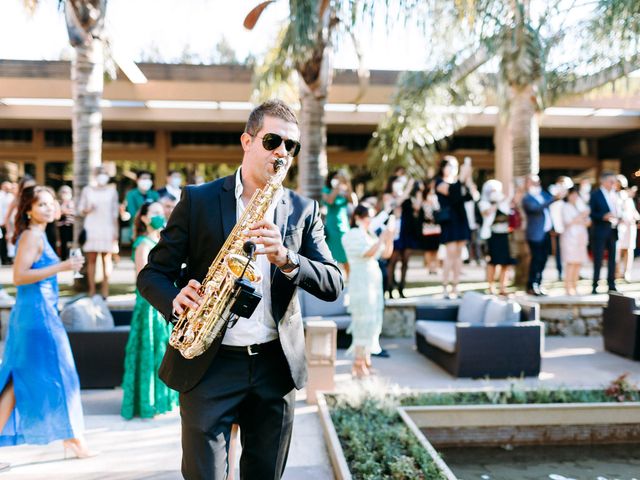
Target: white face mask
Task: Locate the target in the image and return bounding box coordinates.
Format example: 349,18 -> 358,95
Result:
96,174 -> 109,186
330,178 -> 340,189
580,184 -> 591,194
169,176 -> 182,188
138,179 -> 152,192
529,186 -> 542,196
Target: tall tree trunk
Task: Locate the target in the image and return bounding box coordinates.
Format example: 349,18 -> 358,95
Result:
71,36 -> 103,247
510,84 -> 539,177
297,43 -> 332,201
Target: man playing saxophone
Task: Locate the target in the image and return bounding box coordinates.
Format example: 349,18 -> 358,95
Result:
137,99 -> 344,479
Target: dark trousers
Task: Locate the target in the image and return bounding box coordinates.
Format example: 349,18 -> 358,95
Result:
178,340 -> 296,480
527,234 -> 550,288
58,224 -> 73,260
0,226 -> 9,264
553,233 -> 562,280
592,229 -> 617,289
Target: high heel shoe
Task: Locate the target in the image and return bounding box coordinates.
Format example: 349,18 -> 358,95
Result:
63,439 -> 99,459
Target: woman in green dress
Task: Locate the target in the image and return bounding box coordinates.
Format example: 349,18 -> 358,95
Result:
322,170 -> 357,276
121,201 -> 178,419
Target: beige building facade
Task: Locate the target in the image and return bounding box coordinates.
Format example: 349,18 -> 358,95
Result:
1,60 -> 639,191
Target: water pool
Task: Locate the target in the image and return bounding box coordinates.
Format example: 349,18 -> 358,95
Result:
440,443 -> 640,480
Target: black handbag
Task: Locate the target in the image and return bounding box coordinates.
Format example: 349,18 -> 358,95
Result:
434,207 -> 451,224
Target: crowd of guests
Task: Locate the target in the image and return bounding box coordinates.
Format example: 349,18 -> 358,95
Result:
321,159 -> 640,302
0,168 -> 183,297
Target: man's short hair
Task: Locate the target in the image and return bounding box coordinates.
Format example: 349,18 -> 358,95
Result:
600,170 -> 616,180
245,99 -> 298,136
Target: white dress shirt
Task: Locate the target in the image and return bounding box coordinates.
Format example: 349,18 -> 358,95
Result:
600,186 -> 619,218
221,168 -> 288,347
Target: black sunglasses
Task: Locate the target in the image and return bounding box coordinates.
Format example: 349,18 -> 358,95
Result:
252,132 -> 301,157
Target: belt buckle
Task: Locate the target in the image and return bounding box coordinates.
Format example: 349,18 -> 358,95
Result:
246,345 -> 258,356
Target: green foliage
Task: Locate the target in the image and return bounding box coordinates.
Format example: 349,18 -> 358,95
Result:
330,396 -> 447,479
368,62 -> 485,183
591,0 -> 640,55
328,378 -> 640,478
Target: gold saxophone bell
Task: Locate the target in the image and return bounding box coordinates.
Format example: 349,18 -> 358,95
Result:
225,254 -> 262,283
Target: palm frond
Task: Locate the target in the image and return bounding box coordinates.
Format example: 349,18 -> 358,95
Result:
590,0 -> 640,54
251,25 -> 298,104
368,58 -> 486,182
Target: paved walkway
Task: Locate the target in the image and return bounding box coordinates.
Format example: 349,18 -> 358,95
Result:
0,257 -> 639,478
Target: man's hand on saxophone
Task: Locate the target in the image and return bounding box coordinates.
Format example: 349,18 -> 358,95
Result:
172,279 -> 204,316
246,219 -> 288,268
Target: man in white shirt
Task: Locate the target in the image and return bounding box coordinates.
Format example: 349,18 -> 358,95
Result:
138,100 -> 343,479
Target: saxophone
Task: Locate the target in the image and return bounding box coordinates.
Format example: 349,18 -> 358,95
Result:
169,158 -> 289,359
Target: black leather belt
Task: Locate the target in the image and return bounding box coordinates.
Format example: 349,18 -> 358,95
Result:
219,339 -> 279,356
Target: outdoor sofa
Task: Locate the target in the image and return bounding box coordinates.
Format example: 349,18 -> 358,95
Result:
65,302 -> 132,389
415,292 -> 542,378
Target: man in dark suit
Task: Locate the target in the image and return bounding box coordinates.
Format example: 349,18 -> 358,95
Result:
137,100 -> 343,479
590,171 -> 619,294
522,174 -> 559,296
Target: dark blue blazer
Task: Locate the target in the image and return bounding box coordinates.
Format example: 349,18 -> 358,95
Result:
138,174 -> 344,392
589,188 -> 617,238
522,191 -> 555,242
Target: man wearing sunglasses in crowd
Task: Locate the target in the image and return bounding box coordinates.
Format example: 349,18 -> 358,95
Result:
137,99 -> 343,479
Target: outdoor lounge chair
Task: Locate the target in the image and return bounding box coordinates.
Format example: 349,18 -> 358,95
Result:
415,292 -> 542,378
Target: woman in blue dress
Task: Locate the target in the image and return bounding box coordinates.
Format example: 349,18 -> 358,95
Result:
0,185 -> 94,459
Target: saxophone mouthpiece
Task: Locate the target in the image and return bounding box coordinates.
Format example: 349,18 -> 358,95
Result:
274,158 -> 285,171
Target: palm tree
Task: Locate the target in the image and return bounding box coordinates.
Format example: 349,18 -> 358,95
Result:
369,0 -> 640,285
245,0 -> 336,201
370,0 -> 640,184
64,0 -> 108,246
26,1 -> 107,248
245,0 -> 418,200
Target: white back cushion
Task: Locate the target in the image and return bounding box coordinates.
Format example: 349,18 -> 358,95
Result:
457,291 -> 490,324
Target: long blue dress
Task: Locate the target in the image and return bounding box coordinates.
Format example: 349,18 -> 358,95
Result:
0,231 -> 84,446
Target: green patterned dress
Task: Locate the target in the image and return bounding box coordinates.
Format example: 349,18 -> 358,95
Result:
121,235 -> 179,419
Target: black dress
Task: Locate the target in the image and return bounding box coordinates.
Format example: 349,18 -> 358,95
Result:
435,177 -> 471,244
487,211 -> 516,266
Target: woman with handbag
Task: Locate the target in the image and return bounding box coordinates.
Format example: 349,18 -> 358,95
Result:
435,156 -> 477,298
479,180 -> 516,295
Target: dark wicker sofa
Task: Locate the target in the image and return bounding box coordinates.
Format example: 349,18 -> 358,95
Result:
67,310 -> 132,389
415,293 -> 542,378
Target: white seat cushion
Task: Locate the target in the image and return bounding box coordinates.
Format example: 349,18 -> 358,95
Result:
457,291 -> 490,324
416,320 -> 457,353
